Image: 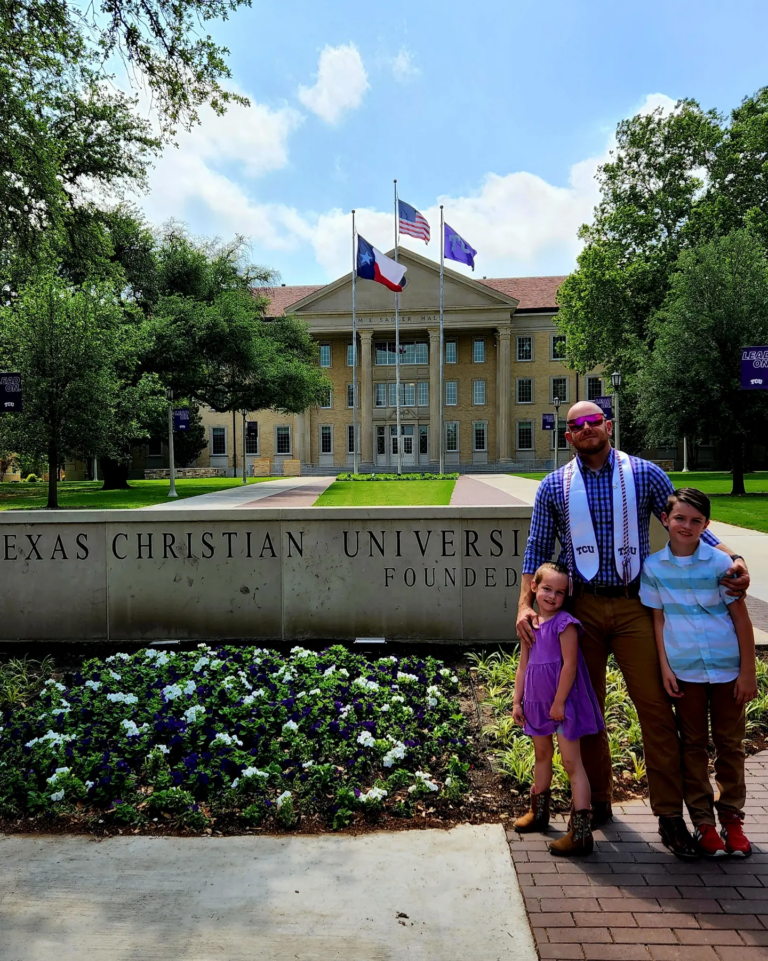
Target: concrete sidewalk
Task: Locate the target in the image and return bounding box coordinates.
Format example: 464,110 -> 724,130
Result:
145,477 -> 335,510
0,824 -> 535,961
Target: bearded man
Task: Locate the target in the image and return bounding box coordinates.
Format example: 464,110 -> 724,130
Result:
516,401 -> 750,859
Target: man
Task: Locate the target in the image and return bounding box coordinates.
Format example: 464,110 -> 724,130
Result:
516,401 -> 750,859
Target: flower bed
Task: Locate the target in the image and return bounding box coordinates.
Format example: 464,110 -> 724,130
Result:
336,472 -> 459,482
0,645 -> 472,832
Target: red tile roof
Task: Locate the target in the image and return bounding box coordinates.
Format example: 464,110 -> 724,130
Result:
478,276 -> 567,311
257,274 -> 566,316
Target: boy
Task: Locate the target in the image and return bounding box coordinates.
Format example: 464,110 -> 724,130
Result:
640,488 -> 758,857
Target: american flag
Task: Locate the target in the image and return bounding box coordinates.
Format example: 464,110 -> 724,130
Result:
398,199 -> 430,243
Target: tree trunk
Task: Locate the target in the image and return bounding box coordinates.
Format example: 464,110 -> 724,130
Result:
731,440 -> 746,496
47,441 -> 59,509
100,458 -> 132,490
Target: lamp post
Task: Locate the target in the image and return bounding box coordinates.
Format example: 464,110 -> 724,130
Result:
553,394 -> 561,471
682,435 -> 690,472
611,371 -> 622,451
166,387 -> 178,499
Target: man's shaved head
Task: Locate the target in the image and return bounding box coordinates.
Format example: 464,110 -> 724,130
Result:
566,401 -> 605,422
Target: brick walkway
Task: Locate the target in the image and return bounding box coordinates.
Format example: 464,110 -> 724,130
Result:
747,596 -> 768,635
238,478 -> 334,508
449,475 -> 527,506
508,750 -> 768,960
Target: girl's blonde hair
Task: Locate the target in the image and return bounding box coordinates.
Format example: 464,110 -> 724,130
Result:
533,561 -> 569,585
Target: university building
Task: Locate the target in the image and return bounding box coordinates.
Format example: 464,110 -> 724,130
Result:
194,248 -> 605,474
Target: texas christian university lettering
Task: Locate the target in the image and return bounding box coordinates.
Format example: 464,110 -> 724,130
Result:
2,525 -> 519,590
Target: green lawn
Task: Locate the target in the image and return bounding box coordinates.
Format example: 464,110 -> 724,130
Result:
0,477 -> 276,510
314,479 -> 456,507
511,469 -> 768,534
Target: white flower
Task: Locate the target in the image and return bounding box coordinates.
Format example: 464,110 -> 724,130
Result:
445,777 -> 453,787
290,646 -> 312,657
155,745 -> 170,755
230,779 -> 240,789
184,680 -> 196,695
46,767 -> 70,783
282,720 -> 299,733
49,790 -> 65,802
439,668 -> 451,676
122,720 -> 147,737
301,761 -> 315,769
357,731 -> 376,748
309,688 -> 321,696
209,659 -> 223,670
212,732 -> 243,747
276,791 -> 292,809
410,771 -> 439,792
222,676 -> 236,689
353,678 -> 380,691
183,705 -> 205,723
397,672 -> 418,683
243,690 -> 265,705
197,643 -> 210,650
380,704 -> 390,712
428,698 -> 437,707
378,656 -> 398,664
45,680 -> 66,692
382,740 -> 406,768
241,766 -> 270,779
338,668 -> 349,677
162,683 -> 182,701
392,695 -> 405,703
85,781 -> 94,791
451,676 -> 458,684
25,730 -> 73,748
51,707 -> 70,716
106,693 -> 138,704
108,670 -> 122,681
360,786 -> 388,803
427,685 -> 439,696
193,656 -> 210,673
323,665 -> 336,677
84,680 -> 101,691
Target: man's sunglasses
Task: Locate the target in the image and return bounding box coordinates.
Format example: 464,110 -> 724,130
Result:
566,413 -> 605,432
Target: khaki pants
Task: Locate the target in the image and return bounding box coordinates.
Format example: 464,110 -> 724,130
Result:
571,594 -> 684,817
675,679 -> 746,827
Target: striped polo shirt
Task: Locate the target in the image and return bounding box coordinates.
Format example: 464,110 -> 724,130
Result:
639,541 -> 740,683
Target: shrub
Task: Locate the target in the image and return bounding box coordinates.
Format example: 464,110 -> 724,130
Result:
25,474 -> 38,483
337,472 -> 459,482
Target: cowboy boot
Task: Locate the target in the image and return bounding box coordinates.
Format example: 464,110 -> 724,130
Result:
514,788 -> 551,833
548,808 -> 594,857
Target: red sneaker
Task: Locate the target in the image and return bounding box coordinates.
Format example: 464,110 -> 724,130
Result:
719,812 -> 752,858
695,823 -> 728,858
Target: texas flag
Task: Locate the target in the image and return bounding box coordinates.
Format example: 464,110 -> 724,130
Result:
356,234 -> 408,291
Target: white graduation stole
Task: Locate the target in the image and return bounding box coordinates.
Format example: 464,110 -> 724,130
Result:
563,451 -> 641,585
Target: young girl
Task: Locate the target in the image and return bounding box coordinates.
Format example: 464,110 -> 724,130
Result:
512,562 -> 605,856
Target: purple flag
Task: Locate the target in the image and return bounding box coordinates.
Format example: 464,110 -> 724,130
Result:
741,346 -> 768,390
444,223 -> 477,271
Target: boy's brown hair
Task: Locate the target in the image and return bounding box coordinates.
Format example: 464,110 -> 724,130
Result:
533,561 -> 569,585
665,487 -> 711,522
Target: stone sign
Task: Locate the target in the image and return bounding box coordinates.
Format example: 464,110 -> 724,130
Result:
0,507 -> 531,642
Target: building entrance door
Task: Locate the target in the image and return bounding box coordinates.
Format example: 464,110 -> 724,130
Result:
390,425 -> 416,466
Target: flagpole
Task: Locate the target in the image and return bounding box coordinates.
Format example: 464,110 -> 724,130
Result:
352,209 -> 359,474
439,205 -> 445,476
394,178 -> 402,476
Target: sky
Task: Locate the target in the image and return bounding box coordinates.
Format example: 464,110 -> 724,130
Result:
130,0 -> 768,286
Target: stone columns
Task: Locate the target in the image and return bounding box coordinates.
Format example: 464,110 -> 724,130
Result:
359,330 -> 374,464
428,327 -> 441,463
496,327 -> 512,461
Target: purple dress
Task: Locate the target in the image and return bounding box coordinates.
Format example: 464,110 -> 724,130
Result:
523,610 -> 605,740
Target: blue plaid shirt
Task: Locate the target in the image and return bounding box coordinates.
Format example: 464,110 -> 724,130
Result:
522,451 -> 720,585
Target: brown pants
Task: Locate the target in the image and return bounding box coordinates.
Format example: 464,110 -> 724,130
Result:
674,679 -> 746,827
572,594 -> 684,817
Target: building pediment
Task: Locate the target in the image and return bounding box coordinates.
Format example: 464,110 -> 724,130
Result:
287,247 -> 519,317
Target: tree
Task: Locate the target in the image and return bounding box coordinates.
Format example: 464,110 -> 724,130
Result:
0,275 -> 134,508
635,229 -> 768,494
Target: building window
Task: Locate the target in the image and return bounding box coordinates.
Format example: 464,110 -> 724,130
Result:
473,338 -> 485,363
403,382 -> 416,407
419,425 -> 428,455
445,422 -> 459,453
587,376 -> 603,400
319,343 -> 331,367
276,426 -> 291,455
516,378 -> 533,404
319,387 -> 332,409
245,423 -> 259,455
517,421 -> 533,450
211,427 -> 226,455
374,383 -> 387,408
347,425 -> 356,455
347,384 -> 357,408
320,425 -> 333,455
376,426 -> 386,455
147,438 -> 163,457
552,425 -> 568,450
445,340 -> 457,364
445,381 -> 458,406
551,377 -> 568,403
388,382 -> 397,408
517,336 -> 533,362
551,334 -> 567,360
347,343 -> 356,367
374,341 -> 428,365
473,421 -> 487,452
472,380 -> 486,405
417,382 -> 429,407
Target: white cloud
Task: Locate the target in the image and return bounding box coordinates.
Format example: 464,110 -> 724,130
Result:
298,43 -> 369,125
135,92 -> 677,282
390,48 -> 420,83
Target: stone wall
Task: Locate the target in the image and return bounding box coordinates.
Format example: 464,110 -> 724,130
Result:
144,468 -> 226,479
0,506 -> 531,643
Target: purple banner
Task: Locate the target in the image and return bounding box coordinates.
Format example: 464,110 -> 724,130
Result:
741,346 -> 768,390
173,408 -> 190,431
0,372 -> 22,413
542,413 -> 555,430
595,395 -> 613,418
